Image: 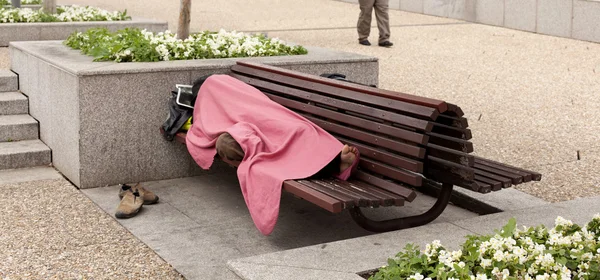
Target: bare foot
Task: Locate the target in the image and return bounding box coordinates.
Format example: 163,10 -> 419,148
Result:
339,145 -> 358,173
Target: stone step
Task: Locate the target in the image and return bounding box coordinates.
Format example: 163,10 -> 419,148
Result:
0,70 -> 18,92
0,114 -> 38,142
0,139 -> 51,170
0,166 -> 62,185
0,91 -> 27,115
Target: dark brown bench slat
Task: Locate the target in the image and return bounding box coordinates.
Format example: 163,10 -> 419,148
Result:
475,182 -> 493,193
354,171 -> 417,202
427,166 -> 485,192
265,93 -> 428,145
298,180 -> 360,208
426,156 -> 475,182
473,163 -> 524,185
474,175 -> 503,191
302,114 -> 426,159
236,61 -> 449,113
474,157 -> 541,181
435,114 -> 469,128
359,158 -> 423,187
313,179 -> 386,207
427,143 -> 475,167
346,180 -> 404,206
426,132 -> 474,153
337,137 -> 423,173
231,65 -> 441,120
474,169 -> 512,188
431,122 -> 472,140
173,131 -> 187,144
309,179 -> 374,207
445,103 -> 464,117
283,180 -> 343,213
232,74 -> 433,132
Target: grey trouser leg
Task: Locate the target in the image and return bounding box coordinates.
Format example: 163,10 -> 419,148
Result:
374,0 -> 390,43
357,0 -> 375,41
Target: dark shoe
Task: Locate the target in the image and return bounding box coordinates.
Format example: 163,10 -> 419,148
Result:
119,183 -> 159,205
115,190 -> 143,219
359,40 -> 371,46
378,41 -> 393,47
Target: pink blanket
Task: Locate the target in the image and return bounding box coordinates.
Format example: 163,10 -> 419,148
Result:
185,75 -> 343,235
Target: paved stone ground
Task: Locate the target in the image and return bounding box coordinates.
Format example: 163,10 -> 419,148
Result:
82,173 -> 477,279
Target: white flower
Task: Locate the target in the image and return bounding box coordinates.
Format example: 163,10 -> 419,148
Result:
493,250 -> 507,262
555,216 -> 573,227
408,272 -> 424,280
451,250 -> 462,261
475,274 -> 489,280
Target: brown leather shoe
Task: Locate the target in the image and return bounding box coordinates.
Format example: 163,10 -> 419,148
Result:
115,190 -> 143,219
119,183 -> 159,205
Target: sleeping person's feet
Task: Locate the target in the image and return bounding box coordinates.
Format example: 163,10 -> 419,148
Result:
339,145 -> 358,174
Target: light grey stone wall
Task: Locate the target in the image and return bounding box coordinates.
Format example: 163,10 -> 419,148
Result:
337,0 -> 600,44
10,46 -> 82,185
2,4 -> 41,9
10,41 -> 378,188
0,18 -> 168,47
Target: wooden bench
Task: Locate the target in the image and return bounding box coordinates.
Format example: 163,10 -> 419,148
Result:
162,61 -> 541,232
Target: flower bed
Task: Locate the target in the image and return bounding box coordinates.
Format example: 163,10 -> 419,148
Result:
370,215 -> 600,280
64,28 -> 308,62
1,0 -> 41,5
0,5 -> 130,23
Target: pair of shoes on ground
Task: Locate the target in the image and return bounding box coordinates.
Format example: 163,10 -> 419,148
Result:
115,183 -> 159,219
359,40 -> 393,47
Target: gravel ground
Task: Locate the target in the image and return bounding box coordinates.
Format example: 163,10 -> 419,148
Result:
0,178 -> 184,279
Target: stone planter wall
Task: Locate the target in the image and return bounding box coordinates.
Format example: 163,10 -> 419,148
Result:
10,41 -> 379,188
0,17 -> 168,46
2,4 -> 41,9
338,0 -> 600,44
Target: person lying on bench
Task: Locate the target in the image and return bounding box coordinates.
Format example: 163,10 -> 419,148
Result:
215,132 -> 359,179
185,75 -> 360,235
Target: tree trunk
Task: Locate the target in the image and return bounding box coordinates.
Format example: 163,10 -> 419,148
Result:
10,0 -> 21,8
43,0 -> 56,13
177,0 -> 191,39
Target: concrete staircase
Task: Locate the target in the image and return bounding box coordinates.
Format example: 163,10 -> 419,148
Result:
0,70 -> 51,171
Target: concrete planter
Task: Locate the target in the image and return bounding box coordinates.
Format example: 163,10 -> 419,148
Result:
2,4 -> 41,9
0,17 -> 168,47
9,41 -> 379,188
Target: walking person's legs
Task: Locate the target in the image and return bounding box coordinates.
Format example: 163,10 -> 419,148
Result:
374,0 -> 393,47
357,0 -> 375,45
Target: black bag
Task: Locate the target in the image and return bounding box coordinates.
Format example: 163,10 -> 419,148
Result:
319,73 -> 377,88
161,90 -> 193,141
161,75 -> 213,141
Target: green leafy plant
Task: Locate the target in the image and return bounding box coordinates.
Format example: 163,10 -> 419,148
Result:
0,5 -> 130,23
1,0 -> 42,5
371,215 -> 600,280
64,28 -> 308,62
